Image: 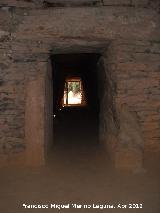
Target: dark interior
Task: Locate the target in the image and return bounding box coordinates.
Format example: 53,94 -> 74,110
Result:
51,53 -> 101,153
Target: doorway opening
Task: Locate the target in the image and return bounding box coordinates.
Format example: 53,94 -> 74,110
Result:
50,53 -> 102,157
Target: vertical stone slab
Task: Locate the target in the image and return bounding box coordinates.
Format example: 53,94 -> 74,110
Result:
99,44 -> 144,171
115,104 -> 144,171
98,54 -> 119,166
25,76 -> 45,166
44,60 -> 53,158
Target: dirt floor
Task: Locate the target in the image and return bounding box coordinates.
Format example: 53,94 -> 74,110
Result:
0,108 -> 160,213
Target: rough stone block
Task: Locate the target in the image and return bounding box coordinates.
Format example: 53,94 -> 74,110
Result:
25,76 -> 45,166
131,0 -> 149,7
103,0 -> 131,5
14,7 -> 159,42
0,0 -> 36,8
44,0 -> 102,6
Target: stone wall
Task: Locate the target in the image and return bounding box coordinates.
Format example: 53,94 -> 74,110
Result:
0,0 -> 159,168
0,0 -> 159,9
98,39 -> 160,170
111,40 -> 160,152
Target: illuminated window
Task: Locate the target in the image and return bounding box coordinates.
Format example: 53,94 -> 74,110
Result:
63,78 -> 85,106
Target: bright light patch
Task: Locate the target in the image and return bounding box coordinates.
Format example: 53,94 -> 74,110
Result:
63,79 -> 82,106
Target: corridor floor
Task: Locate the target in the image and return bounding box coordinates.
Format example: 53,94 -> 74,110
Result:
0,107 -> 160,213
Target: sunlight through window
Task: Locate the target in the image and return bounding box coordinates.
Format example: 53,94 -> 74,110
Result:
63,78 -> 84,106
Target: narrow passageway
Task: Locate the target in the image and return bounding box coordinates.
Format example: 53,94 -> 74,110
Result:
54,107 -> 98,148
48,53 -> 105,169
49,106 -> 109,171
